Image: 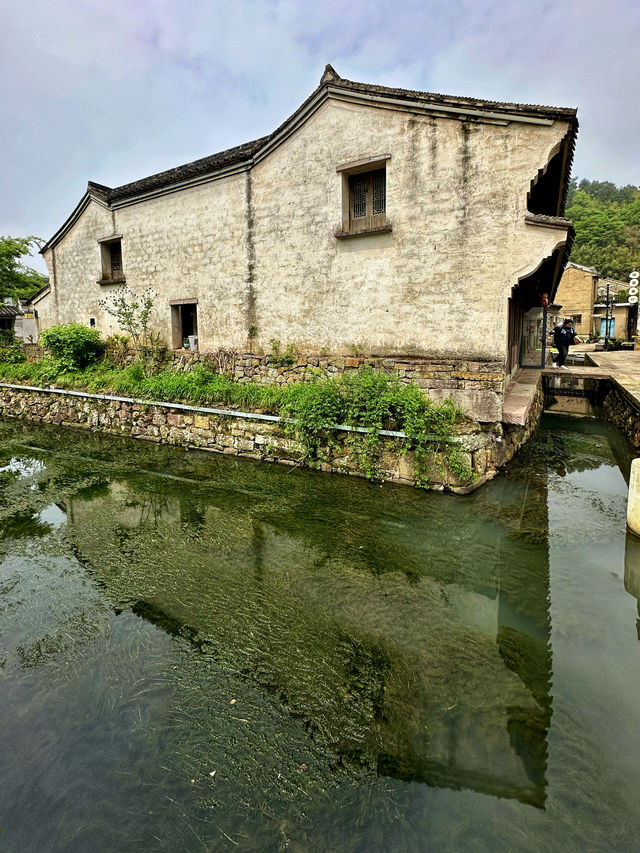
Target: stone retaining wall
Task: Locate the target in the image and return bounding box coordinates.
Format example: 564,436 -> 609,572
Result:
0,383 -> 539,493
500,380 -> 545,466
603,383 -> 640,448
173,350 -> 506,423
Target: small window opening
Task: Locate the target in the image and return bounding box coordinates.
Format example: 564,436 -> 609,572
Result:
171,302 -> 198,350
110,243 -> 122,274
89,317 -> 96,327
99,238 -> 125,283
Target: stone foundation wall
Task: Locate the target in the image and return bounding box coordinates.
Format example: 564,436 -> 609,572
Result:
603,383 -> 640,448
500,381 -> 545,466
173,350 -> 506,423
0,382 -> 541,492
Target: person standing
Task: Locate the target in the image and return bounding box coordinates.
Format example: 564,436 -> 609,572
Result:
553,318 -> 582,369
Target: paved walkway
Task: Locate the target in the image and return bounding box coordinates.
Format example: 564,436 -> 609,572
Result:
503,351 -> 640,426
503,369 -> 540,425
587,351 -> 640,407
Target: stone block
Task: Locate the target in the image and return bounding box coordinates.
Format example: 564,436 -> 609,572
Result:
194,414 -> 210,429
452,371 -> 504,382
427,388 -> 503,423
473,448 -> 487,474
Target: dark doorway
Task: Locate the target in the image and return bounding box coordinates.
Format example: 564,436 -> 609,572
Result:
170,301 -> 198,350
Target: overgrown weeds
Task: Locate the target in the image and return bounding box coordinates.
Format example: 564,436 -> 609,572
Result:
0,360 -> 472,485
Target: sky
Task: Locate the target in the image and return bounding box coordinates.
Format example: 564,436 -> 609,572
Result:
1,0 -> 638,273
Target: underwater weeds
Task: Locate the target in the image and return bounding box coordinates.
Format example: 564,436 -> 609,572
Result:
0,357 -> 473,486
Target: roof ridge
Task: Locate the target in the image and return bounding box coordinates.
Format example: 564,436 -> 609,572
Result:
103,65 -> 577,205
332,73 -> 578,118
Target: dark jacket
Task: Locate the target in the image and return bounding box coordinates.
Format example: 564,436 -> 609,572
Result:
553,325 -> 577,348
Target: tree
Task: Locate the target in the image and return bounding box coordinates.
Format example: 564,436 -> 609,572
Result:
0,236 -> 48,302
566,179 -> 640,279
98,286 -> 168,375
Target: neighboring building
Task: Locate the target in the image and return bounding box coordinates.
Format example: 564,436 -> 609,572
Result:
555,262 -> 635,340
552,262 -> 598,337
1,289 -> 50,344
0,302 -> 23,337
36,65 -> 578,425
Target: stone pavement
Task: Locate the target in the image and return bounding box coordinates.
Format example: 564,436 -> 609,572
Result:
503,350 -> 640,427
587,351 -> 640,408
502,369 -> 541,425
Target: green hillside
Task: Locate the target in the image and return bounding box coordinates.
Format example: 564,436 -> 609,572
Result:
565,179 -> 640,280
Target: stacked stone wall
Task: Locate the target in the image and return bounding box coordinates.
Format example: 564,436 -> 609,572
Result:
172,351 -> 506,423
603,384 -> 640,447
0,379 -> 546,491
500,381 -> 545,466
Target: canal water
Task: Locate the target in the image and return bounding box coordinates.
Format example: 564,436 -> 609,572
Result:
0,416 -> 639,852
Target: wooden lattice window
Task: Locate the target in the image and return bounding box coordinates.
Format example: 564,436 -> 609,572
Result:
109,242 -> 122,274
348,168 -> 386,233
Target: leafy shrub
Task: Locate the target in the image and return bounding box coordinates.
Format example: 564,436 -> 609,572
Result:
280,367 -> 470,483
40,324 -> 104,370
0,330 -> 26,364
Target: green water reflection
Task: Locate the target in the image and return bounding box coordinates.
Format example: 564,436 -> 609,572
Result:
0,417 -> 639,852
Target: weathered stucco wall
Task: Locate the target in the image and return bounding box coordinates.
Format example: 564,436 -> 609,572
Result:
251,101 -> 569,362
43,201 -> 113,326
42,100 -> 570,363
0,383 -> 544,492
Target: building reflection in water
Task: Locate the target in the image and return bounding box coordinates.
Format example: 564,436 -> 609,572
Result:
63,455 -> 552,809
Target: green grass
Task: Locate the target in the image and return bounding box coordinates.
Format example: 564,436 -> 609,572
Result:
0,359 -> 471,483
0,360 -> 286,412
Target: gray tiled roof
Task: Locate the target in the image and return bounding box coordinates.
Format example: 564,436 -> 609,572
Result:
0,304 -> 22,317
99,65 -> 578,205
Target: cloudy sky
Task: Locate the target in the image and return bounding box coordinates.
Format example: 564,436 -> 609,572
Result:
1,0 -> 638,272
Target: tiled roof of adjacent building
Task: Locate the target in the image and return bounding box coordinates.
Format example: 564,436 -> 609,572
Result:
566,261 -> 598,274
0,304 -> 23,318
